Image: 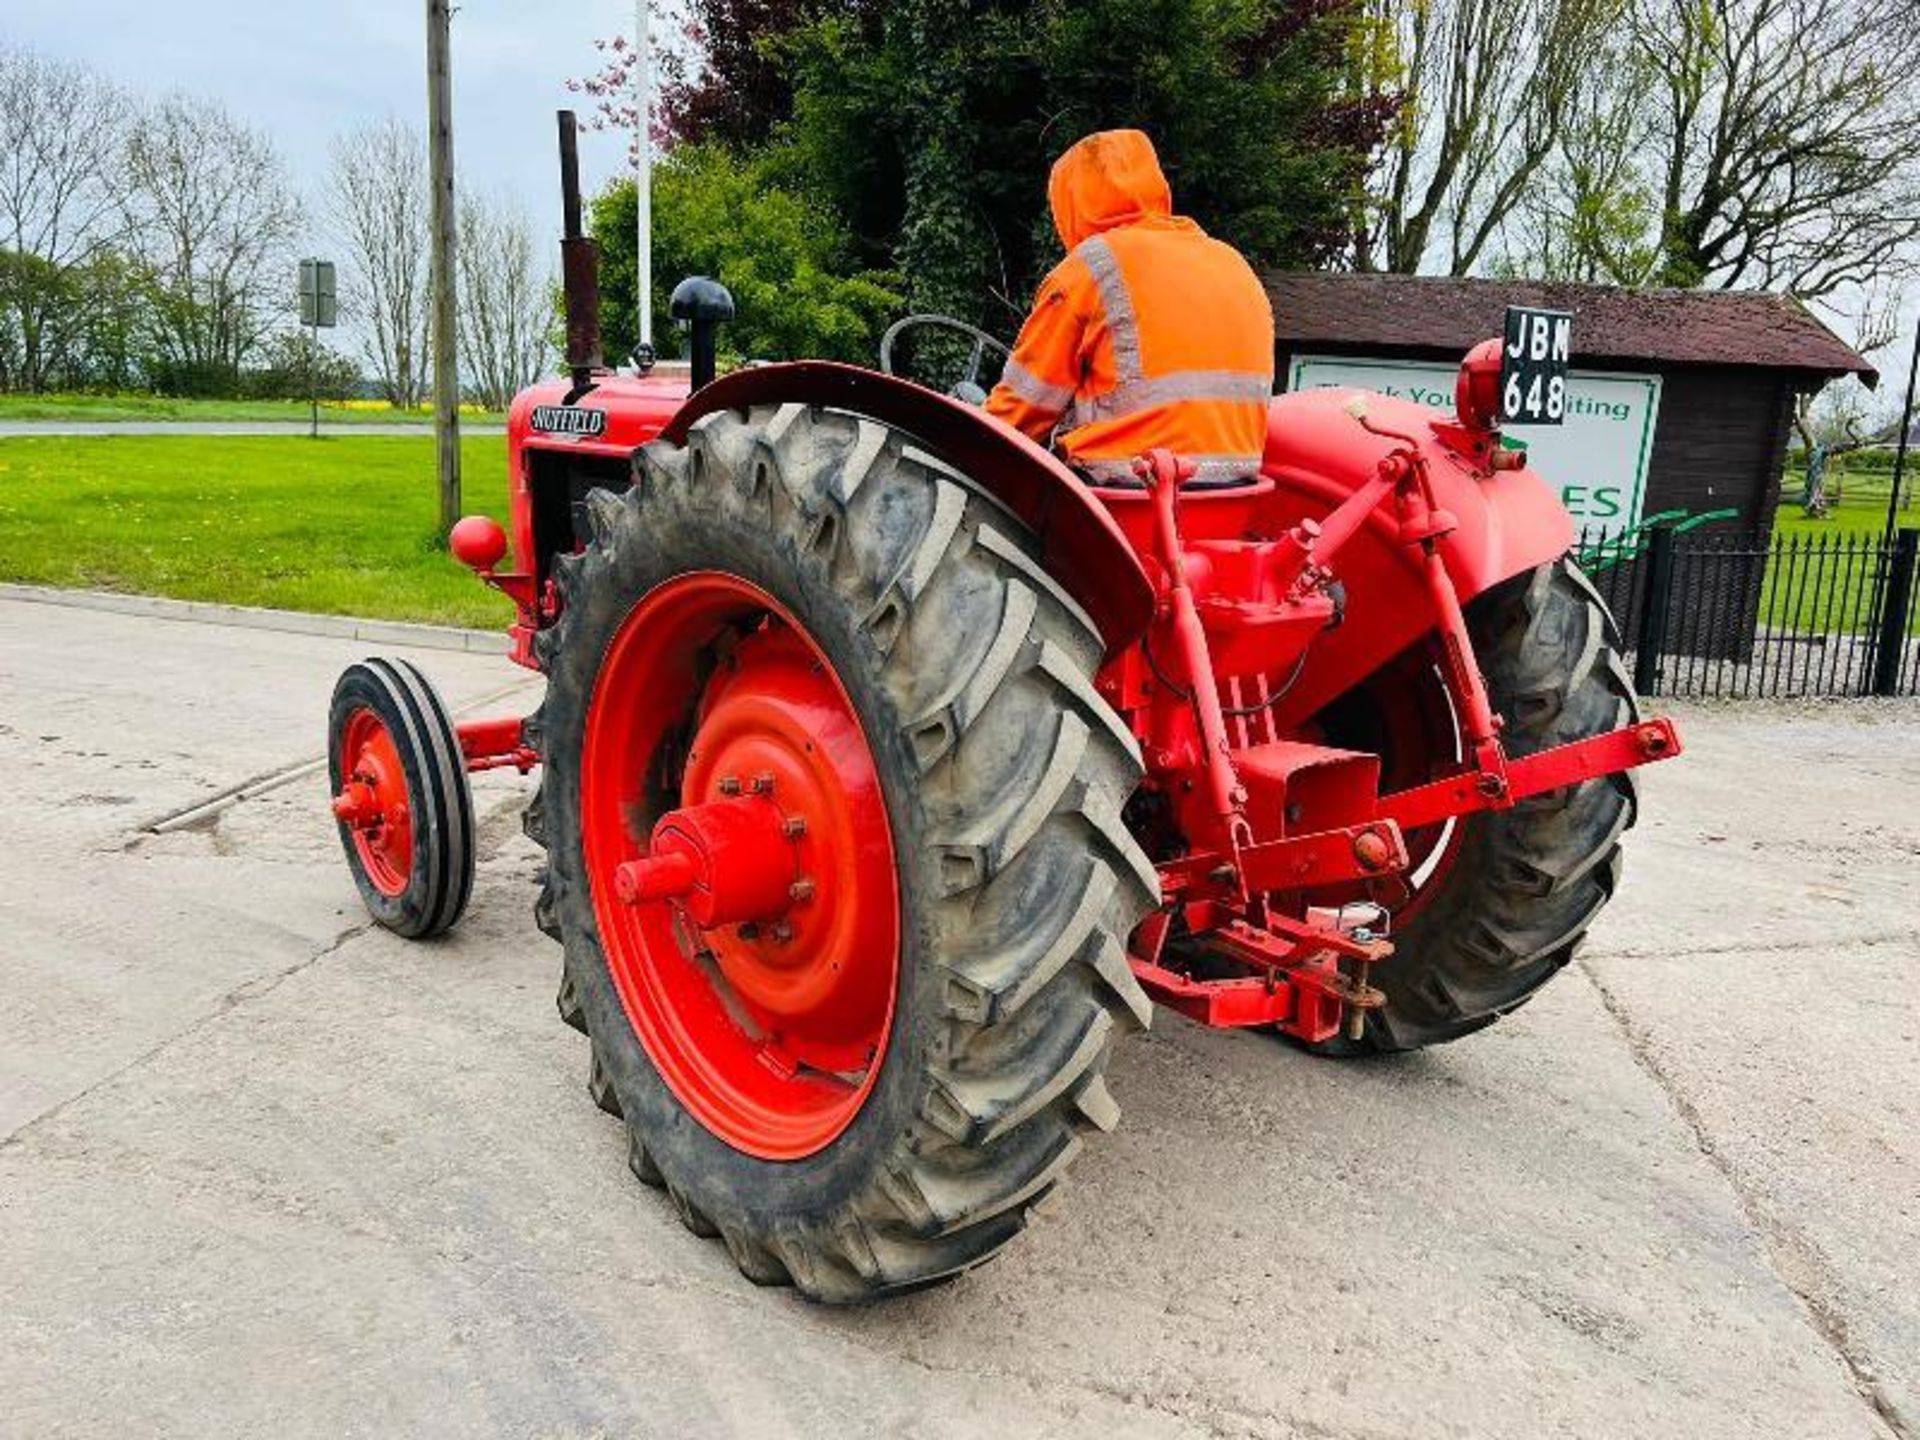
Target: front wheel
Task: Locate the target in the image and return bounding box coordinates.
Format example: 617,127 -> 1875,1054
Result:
1314,557 -> 1639,1054
327,657 -> 475,939
528,402 -> 1155,1301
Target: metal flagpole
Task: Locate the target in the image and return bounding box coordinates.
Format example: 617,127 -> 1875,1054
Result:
635,0 -> 654,359
1886,308 -> 1919,540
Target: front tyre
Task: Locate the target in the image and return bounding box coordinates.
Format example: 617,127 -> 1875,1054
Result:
529,403 -> 1155,1301
327,658 -> 475,939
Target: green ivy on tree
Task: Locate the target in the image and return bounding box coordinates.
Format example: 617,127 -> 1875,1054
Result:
783,0 -> 1390,329
587,0 -> 1388,359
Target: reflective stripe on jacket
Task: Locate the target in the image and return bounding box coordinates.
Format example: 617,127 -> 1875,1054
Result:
986,129 -> 1275,481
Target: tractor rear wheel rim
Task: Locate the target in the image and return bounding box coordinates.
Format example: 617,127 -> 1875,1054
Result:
337,708 -> 414,898
1318,647 -> 1466,925
581,573 -> 901,1161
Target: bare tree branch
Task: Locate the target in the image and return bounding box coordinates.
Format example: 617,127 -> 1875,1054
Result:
328,119 -> 432,409
1365,0 -> 1616,274
0,45 -> 130,390
122,93 -> 302,387
1626,0 -> 1920,298
456,189 -> 554,410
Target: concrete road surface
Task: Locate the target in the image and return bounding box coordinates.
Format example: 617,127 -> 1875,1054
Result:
1,593 -> 1915,1440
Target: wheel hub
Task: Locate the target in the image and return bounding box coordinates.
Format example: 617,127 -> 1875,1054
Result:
332,709 -> 413,897
582,573 -> 901,1160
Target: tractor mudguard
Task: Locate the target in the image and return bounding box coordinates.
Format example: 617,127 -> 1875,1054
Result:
662,361 -> 1155,653
1259,385 -> 1576,725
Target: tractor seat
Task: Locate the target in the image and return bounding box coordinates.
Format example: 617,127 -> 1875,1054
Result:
1073,461 -> 1262,493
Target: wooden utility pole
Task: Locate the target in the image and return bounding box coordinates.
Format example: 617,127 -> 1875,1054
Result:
426,0 -> 461,532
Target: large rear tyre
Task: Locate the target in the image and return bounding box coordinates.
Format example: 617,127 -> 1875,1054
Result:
1314,557 -> 1638,1054
528,402 -> 1155,1301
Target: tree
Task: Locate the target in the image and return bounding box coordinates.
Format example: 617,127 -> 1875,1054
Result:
59,251 -> 149,392
123,94 -> 302,394
1495,40 -> 1665,285
571,2 -> 837,153
0,249 -> 68,391
1508,0 -> 1920,297
243,329 -> 360,402
1359,0 -> 1617,274
328,119 -> 432,408
590,144 -> 903,366
0,45 -> 128,391
578,0 -> 1391,339
783,0 -> 1394,330
457,189 -> 554,409
1792,286 -> 1901,454
1631,0 -> 1920,296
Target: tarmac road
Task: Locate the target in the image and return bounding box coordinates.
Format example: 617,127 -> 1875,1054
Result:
0,421 -> 505,437
1,591 -> 1915,1440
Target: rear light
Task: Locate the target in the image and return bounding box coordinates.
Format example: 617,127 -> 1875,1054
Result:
1455,338 -> 1504,432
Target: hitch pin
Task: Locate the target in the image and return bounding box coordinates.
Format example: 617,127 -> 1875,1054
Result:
1314,902 -> 1389,1042
1345,940 -> 1377,1043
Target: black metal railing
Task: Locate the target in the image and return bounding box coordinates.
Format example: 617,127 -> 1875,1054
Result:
1574,524 -> 1920,699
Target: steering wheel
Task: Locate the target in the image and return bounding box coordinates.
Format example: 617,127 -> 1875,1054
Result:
879,314 -> 1012,405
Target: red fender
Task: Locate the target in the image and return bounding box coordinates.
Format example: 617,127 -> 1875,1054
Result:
663,362 -> 1155,653
1259,385 -> 1576,724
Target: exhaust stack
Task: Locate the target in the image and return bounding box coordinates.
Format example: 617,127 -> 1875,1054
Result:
557,110 -> 603,401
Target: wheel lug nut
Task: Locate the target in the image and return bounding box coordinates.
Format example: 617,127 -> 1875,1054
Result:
788,878 -> 815,903
718,775 -> 742,796
782,815 -> 807,839
751,771 -> 775,794
772,922 -> 795,943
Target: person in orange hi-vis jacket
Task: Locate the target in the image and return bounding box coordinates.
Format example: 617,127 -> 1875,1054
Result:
985,128 -> 1276,486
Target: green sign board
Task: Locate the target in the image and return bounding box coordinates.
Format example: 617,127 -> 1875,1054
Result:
1288,354 -> 1662,539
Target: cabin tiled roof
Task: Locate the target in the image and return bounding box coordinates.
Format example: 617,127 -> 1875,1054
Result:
1263,271 -> 1878,384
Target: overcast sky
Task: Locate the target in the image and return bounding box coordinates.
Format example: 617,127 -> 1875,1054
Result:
3,0 -> 645,248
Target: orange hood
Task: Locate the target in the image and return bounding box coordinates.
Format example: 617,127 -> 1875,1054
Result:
1048,129 -> 1175,250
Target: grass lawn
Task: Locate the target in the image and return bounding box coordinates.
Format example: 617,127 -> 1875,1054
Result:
0,435 -> 517,629
0,392 -> 506,427
1754,461 -> 1918,636
1773,454 -> 1918,538
2,430 -> 1908,639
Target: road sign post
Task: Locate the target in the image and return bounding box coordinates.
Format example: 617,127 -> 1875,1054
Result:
298,259 -> 338,440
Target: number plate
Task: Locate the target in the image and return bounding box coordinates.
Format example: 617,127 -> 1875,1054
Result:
1501,307 -> 1572,426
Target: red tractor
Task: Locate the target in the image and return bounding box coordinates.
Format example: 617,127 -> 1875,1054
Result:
326,115 -> 1680,1302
